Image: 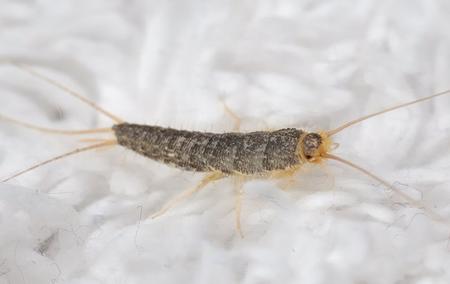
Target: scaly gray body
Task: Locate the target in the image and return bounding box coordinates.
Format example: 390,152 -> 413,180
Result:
112,123 -> 312,175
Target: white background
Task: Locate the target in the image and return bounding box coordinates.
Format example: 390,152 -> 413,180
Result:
0,1 -> 450,283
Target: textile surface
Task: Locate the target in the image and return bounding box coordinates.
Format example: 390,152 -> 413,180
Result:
0,1 -> 449,283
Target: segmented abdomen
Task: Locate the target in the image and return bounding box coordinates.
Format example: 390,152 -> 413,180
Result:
113,123 -> 303,175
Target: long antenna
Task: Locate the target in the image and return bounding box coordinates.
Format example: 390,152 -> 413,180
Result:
11,62 -> 124,123
323,153 -> 444,223
2,140 -> 117,182
0,113 -> 112,135
327,89 -> 450,137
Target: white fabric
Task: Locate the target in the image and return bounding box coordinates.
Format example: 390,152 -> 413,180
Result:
0,1 -> 449,283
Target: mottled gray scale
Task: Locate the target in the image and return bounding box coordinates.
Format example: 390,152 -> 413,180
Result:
269,129 -> 308,168
210,134 -> 239,172
113,123 -> 304,175
234,132 -> 268,173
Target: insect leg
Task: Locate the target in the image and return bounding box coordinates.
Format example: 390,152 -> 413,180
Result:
271,167 -> 301,191
150,172 -> 224,219
233,176 -> 245,238
220,98 -> 241,131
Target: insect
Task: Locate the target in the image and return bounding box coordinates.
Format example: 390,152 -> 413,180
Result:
1,62 -> 449,237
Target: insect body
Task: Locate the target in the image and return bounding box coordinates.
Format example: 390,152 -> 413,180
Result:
1,62 -> 450,236
113,123 -> 329,175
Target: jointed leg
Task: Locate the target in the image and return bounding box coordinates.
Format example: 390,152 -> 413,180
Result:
233,176 -> 245,238
151,172 -> 224,219
220,99 -> 241,131
272,167 -> 301,191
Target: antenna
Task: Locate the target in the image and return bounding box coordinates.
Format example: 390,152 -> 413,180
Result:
327,89 -> 450,136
